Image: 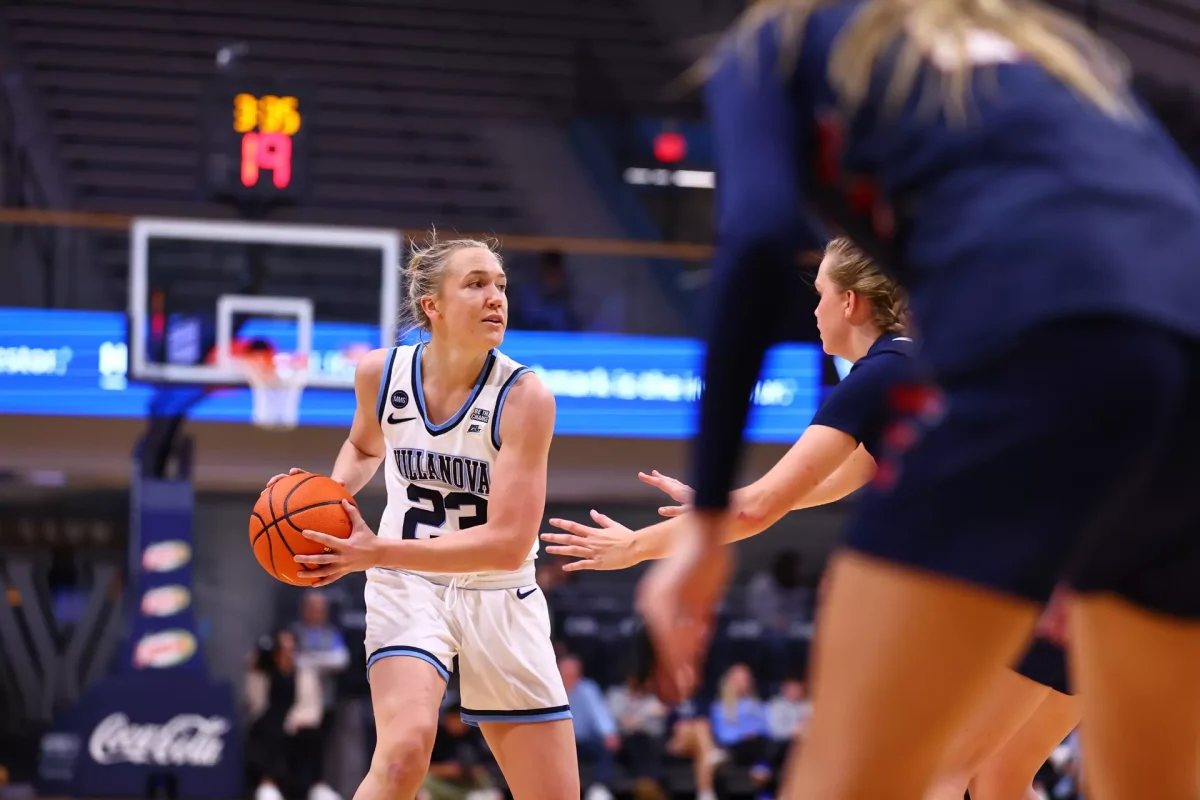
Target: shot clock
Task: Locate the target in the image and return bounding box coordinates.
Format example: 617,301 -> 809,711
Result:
202,79 -> 311,204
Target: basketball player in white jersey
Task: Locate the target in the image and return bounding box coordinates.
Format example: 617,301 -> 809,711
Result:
266,235 -> 577,799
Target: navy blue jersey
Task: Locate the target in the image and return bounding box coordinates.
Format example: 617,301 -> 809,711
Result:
690,3 -> 1200,509
810,334 -> 918,459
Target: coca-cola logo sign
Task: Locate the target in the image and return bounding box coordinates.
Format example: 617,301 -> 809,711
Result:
142,540 -> 192,573
133,629 -> 197,669
140,585 -> 191,617
88,713 -> 229,767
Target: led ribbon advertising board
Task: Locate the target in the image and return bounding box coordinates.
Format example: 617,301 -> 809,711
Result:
0,308 -> 822,442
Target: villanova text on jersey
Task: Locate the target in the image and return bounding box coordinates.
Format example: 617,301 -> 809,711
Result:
375,342 -> 537,576
393,447 -> 493,497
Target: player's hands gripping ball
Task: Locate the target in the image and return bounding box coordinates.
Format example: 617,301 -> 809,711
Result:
250,471 -> 357,586
293,500 -> 381,586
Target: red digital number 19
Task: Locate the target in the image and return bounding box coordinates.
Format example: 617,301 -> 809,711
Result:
240,132 -> 292,189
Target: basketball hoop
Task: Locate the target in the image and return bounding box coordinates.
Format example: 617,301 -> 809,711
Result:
237,350 -> 309,431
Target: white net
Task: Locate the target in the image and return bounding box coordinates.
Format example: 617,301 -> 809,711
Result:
239,352 -> 309,431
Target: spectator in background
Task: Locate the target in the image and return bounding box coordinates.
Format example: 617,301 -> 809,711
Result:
747,550 -> 813,683
244,630 -> 337,800
0,764 -> 36,800
664,700 -> 723,800
513,251 -> 580,331
766,677 -> 811,744
535,554 -> 574,639
607,672 -> 668,787
766,676 -> 811,774
1048,729 -> 1085,800
47,550 -> 87,634
559,653 -> 618,800
293,592 -> 350,713
535,554 -> 573,599
710,664 -> 771,790
746,550 -> 812,632
292,593 -> 348,797
418,703 -> 501,800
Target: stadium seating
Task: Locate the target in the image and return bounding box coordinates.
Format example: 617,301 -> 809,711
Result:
1,0 -> 683,313
2,0 -> 678,227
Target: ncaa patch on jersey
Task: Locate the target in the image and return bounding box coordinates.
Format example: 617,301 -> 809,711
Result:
470,408 -> 490,423
467,424 -> 482,434
391,390 -> 409,409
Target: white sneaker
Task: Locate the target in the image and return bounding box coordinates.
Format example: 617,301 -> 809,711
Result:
584,784 -> 615,800
255,783 -> 285,800
307,784 -> 342,800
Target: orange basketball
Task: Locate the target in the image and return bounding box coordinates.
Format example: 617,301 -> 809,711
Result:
250,473 -> 358,585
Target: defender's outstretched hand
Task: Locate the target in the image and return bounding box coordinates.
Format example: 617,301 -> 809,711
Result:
638,470 -> 694,517
541,510 -> 640,571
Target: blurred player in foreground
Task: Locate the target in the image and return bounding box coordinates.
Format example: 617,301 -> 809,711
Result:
268,235 -> 576,799
639,2 -> 1200,798
544,238 -> 1079,799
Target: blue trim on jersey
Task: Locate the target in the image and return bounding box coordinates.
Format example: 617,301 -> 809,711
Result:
375,346 -> 399,425
365,645 -> 450,682
490,366 -> 531,450
411,342 -> 497,437
460,705 -> 572,727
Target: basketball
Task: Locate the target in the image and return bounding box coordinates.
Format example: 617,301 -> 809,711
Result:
250,472 -> 358,585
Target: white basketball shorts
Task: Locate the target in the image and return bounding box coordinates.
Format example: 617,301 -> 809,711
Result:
363,567 -> 570,726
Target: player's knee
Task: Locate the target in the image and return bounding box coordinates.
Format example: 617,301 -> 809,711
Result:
371,724 -> 438,787
373,744 -> 429,786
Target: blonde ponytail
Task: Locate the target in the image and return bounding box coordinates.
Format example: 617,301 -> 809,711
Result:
825,237 -> 909,334
717,0 -> 1130,121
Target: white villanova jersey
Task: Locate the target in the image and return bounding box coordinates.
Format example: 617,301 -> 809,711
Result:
372,343 -> 537,587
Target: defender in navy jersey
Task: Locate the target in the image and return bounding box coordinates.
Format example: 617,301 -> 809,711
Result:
542,238 -> 916,570
808,332 -> 913,458
638,3 -> 1200,798
544,238 -> 1077,799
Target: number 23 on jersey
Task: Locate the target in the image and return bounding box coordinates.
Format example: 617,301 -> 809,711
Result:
402,485 -> 488,539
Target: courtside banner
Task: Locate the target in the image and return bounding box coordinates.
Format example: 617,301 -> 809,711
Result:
0,308 -> 820,442
123,474 -> 205,674
38,675 -> 240,799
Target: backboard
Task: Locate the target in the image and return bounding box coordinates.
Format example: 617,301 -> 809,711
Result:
127,217 -> 401,390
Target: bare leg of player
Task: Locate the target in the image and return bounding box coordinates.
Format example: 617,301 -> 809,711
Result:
924,670 -> 1050,800
968,690 -> 1080,800
783,551 -> 1040,800
1068,595 -> 1200,800
478,720 -> 579,799
354,658 -> 445,800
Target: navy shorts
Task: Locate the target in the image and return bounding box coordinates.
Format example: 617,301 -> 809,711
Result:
845,317 -> 1200,618
1014,638 -> 1072,695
